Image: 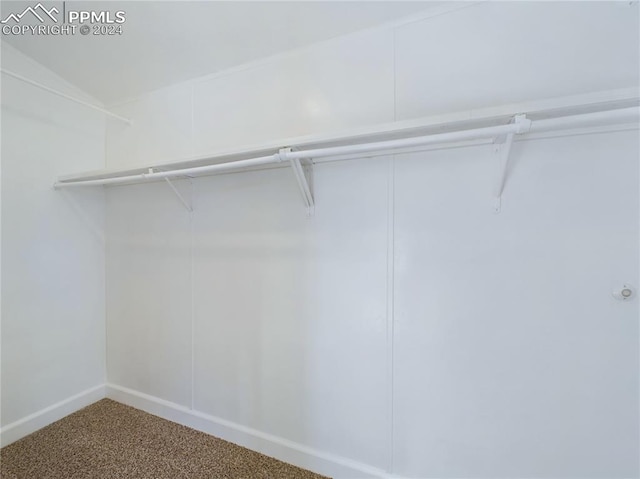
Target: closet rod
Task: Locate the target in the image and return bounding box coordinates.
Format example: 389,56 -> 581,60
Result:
55,155 -> 277,188
286,106 -> 638,160
1,69 -> 132,125
53,122 -> 527,188
54,106 -> 638,189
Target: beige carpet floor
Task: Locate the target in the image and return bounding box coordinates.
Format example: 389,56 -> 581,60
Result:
0,399 -> 329,479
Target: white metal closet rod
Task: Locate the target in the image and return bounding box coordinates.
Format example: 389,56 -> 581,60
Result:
1,69 -> 132,125
54,123 -> 525,189
55,155 -> 277,187
54,106 -> 638,189
286,122 -> 530,160
528,106 -> 638,132
292,106 -> 639,160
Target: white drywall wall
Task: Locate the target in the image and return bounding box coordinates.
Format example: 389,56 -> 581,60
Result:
1,43 -> 106,432
102,2 -> 639,478
105,1 -> 639,169
105,129 -> 639,478
392,131 -> 639,478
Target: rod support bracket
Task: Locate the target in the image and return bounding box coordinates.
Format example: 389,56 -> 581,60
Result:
493,114 -> 528,213
275,148 -> 290,163
153,167 -> 192,212
283,148 -> 314,216
513,113 -> 532,133
164,177 -> 193,212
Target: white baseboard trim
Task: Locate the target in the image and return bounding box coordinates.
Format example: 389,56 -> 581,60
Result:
0,384 -> 106,447
106,383 -> 393,479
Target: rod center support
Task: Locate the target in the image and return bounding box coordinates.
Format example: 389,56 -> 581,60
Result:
513,114 -> 532,133
276,147 -> 292,162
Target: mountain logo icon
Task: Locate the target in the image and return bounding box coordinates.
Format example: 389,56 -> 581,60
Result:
1,3 -> 59,24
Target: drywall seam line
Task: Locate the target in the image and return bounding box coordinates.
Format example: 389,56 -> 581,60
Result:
103,106 -> 109,388
392,26 -> 397,123
388,24 -> 397,475
104,193 -> 109,385
386,156 -> 396,474
190,179 -> 195,411
106,3 -> 482,108
190,82 -> 196,411
190,83 -> 195,160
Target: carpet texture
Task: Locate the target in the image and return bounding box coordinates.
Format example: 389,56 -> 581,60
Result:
0,399 -> 329,479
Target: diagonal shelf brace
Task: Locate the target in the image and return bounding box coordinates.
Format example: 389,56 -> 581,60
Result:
164,177 -> 193,212
493,114 -> 530,213
493,132 -> 515,213
146,168 -> 192,212
280,148 -> 314,216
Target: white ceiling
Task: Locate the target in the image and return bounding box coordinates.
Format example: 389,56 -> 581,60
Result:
1,1 -> 433,104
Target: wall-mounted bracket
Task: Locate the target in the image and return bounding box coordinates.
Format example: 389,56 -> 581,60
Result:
146,168 -> 192,212
164,177 -> 193,212
280,148 -> 315,216
493,114 -> 529,213
493,132 -> 514,214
